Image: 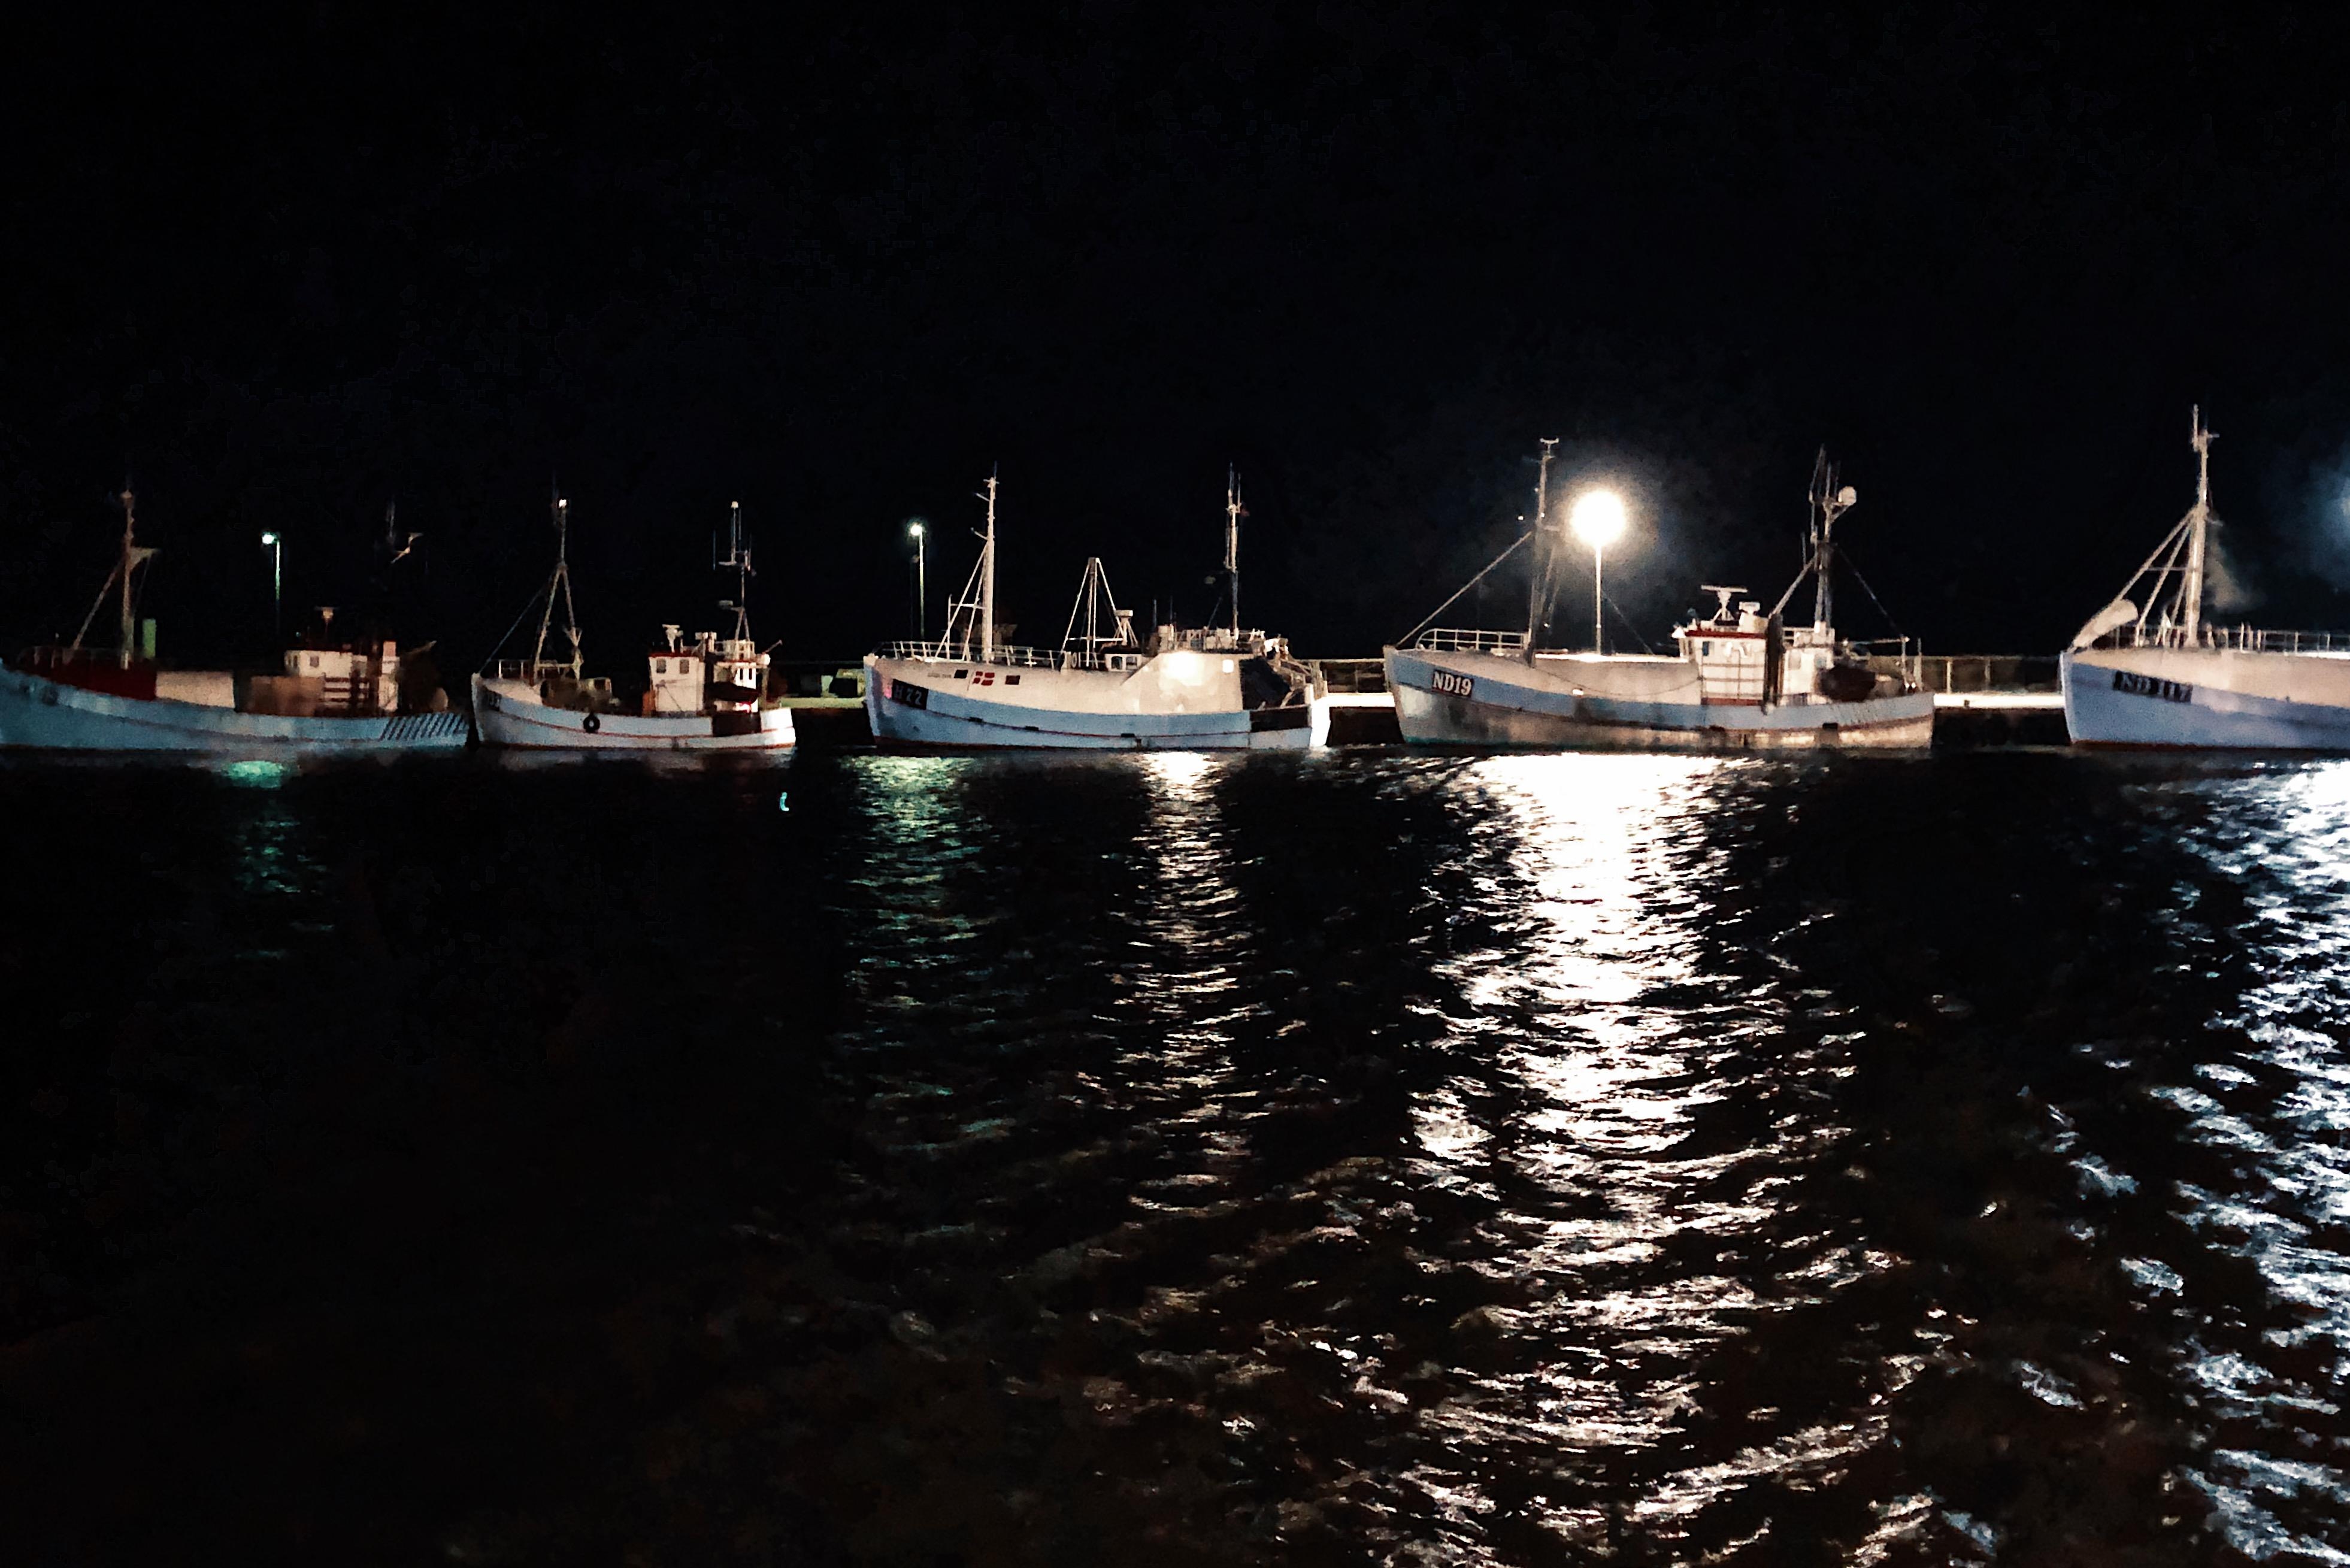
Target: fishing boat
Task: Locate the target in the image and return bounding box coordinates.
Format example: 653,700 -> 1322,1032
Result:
0,488 -> 467,753
471,498 -> 794,752
863,471 -> 1330,750
2061,410 -> 2350,750
1383,443 -> 1934,750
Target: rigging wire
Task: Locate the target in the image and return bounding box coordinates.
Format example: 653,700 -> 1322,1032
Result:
1838,550 -> 1905,639
1600,586 -> 1655,652
1397,531 -> 1532,646
480,582 -> 547,673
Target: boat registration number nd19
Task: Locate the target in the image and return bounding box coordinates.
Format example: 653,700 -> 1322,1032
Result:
1430,669 -> 1474,699
2111,670 -> 2192,704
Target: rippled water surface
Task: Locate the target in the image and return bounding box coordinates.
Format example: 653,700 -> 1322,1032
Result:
7,749 -> 2350,1564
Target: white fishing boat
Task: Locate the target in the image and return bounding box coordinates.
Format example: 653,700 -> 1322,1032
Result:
864,471 -> 1330,750
0,489 -> 467,753
1384,444 -> 1933,750
472,498 -> 794,752
2061,410 -> 2350,750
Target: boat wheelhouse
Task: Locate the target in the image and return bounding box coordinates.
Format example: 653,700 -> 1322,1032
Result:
864,471 -> 1330,750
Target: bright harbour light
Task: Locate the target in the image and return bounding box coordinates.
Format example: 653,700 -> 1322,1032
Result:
908,521 -> 924,537
260,531 -> 278,545
1568,488 -> 1627,547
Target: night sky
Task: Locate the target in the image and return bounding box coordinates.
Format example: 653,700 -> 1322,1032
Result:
8,6 -> 2350,672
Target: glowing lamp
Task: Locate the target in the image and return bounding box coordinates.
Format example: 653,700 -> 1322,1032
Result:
1568,489 -> 1627,548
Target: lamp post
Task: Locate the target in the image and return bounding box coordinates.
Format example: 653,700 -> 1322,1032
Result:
907,519 -> 927,639
1567,490 -> 1627,653
259,531 -> 282,639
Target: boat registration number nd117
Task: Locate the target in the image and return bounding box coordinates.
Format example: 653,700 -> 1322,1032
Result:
1431,669 -> 1474,699
2112,670 -> 2192,703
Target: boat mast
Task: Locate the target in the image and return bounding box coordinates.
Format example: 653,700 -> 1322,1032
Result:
1522,438 -> 1558,661
532,492 -> 582,677
1226,465 -> 1243,638
1809,452 -> 1856,633
979,471 -> 998,664
2181,407 -> 2214,644
117,486 -> 137,667
719,500 -> 753,643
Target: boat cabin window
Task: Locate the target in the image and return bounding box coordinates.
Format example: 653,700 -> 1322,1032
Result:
307,653 -> 320,669
655,659 -> 667,673
1699,641 -> 1711,656
1006,674 -> 1020,685
953,669 -> 968,679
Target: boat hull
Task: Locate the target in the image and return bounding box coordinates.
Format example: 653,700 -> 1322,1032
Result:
2061,646 -> 2350,750
471,676 -> 795,751
863,655 -> 1328,751
0,667 -> 469,752
1383,646 -> 1934,750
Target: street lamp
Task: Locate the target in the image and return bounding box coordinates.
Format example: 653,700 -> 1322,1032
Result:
259,531 -> 282,639
907,519 -> 927,639
1567,489 -> 1627,653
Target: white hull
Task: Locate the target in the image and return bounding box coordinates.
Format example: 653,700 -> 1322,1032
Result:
0,667 -> 468,752
1384,646 -> 1934,750
2061,646 -> 2350,750
471,676 -> 794,752
863,654 -> 1328,750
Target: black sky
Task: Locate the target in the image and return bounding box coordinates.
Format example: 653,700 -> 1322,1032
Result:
8,5 -> 2350,668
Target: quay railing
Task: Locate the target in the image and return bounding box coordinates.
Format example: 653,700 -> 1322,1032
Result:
1878,653 -> 2059,693
1314,658 -> 1388,695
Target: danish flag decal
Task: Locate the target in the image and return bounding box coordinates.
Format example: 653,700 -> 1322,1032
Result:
972,670 -> 997,686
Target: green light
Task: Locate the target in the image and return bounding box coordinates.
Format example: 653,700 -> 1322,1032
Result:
221,759 -> 287,788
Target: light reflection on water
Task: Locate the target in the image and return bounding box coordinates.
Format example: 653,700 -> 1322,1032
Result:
814,751 -> 1971,1562
2128,761 -> 2350,1562
21,749 -> 2350,1560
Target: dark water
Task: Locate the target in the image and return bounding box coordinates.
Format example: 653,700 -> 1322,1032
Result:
5,749 -> 2348,1565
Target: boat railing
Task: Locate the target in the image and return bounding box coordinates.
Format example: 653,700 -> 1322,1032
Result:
486,658 -> 584,683
873,640 -> 1062,668
18,644 -> 143,672
1064,648 -> 1149,672
1413,627 -> 1531,653
2104,624 -> 2350,656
